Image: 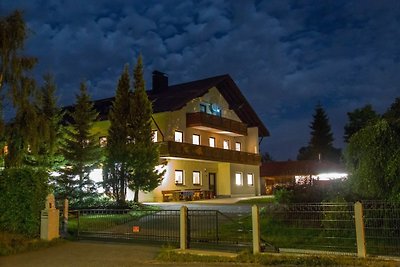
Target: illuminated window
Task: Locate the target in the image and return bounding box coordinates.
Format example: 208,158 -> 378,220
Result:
192,134 -> 200,145
235,172 -> 243,186
152,130 -> 158,142
235,142 -> 241,151
175,170 -> 184,185
99,136 -> 107,147
200,103 -> 207,113
247,173 -> 254,186
175,131 -> 183,142
193,171 -> 201,185
223,140 -> 229,149
209,137 -> 215,147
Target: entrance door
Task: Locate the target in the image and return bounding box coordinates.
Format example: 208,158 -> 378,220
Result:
209,173 -> 216,197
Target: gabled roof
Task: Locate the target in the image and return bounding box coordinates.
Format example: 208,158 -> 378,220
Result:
89,74 -> 269,137
260,160 -> 346,177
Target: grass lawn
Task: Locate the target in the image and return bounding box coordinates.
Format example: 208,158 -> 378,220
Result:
0,232 -> 65,256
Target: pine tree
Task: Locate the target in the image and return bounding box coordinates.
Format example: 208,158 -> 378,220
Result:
127,55 -> 164,202
297,104 -> 341,162
57,82 -> 102,203
383,97 -> 400,135
103,65 -> 131,203
28,74 -> 64,170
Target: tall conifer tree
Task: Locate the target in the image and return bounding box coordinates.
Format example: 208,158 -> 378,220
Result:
297,104 -> 341,162
127,55 -> 164,202
103,65 -> 131,203
57,82 -> 101,203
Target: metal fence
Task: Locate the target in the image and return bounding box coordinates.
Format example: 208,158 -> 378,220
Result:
363,201 -> 400,257
260,203 -> 357,255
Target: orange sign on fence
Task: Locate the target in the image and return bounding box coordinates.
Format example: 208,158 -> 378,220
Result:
132,226 -> 140,233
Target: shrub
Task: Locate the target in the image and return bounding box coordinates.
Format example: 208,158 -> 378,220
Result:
0,167 -> 49,236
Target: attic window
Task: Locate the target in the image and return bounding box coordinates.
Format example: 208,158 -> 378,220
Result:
200,102 -> 221,117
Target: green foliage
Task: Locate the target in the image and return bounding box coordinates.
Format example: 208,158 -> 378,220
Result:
344,104 -> 379,143
383,97 -> 400,134
274,188 -> 293,204
127,55 -> 164,202
103,65 -> 131,203
0,167 -> 48,236
297,104 -> 341,162
345,119 -> 400,201
57,82 -> 102,202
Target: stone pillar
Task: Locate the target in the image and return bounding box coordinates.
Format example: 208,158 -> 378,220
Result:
252,204 -> 261,254
354,201 -> 366,258
180,206 -> 188,250
40,194 -> 60,241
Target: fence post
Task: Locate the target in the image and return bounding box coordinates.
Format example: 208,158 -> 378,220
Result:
354,201 -> 366,258
252,204 -> 261,254
63,199 -> 69,235
180,205 -> 188,250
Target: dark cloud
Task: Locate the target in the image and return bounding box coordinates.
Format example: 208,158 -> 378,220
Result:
1,0 -> 399,160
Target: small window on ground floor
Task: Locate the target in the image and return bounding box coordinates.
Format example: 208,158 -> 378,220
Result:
175,170 -> 184,185
223,140 -> 229,149
193,171 -> 201,185
235,172 -> 243,186
235,142 -> 241,151
247,173 -> 254,186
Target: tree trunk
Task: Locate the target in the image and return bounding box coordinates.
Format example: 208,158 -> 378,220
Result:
134,188 -> 139,203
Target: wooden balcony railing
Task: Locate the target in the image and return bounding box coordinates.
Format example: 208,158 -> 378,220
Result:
158,141 -> 261,165
186,112 -> 247,136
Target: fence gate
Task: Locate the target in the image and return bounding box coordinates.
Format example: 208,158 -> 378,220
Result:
64,209 -> 181,244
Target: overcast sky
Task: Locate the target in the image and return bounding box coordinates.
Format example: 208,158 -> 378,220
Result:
1,0 -> 400,160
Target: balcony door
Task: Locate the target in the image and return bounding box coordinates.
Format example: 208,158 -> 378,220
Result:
209,173 -> 216,197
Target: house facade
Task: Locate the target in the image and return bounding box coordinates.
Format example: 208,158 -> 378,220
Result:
92,71 -> 269,202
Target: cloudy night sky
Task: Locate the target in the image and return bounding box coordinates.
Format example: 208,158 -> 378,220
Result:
1,0 -> 400,160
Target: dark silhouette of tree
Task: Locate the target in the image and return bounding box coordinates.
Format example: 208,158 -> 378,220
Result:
127,55 -> 164,202
57,82 -> 102,203
383,97 -> 400,135
297,104 -> 341,162
344,104 -> 379,143
261,151 -> 274,163
103,65 -> 131,204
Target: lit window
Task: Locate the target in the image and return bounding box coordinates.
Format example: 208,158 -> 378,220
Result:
247,173 -> 254,186
99,137 -> 107,147
193,171 -> 201,185
209,137 -> 215,147
175,131 -> 183,142
235,142 -> 241,151
152,130 -> 158,142
235,172 -> 243,186
175,170 -> 184,185
200,103 -> 207,113
192,134 -> 200,145
223,140 -> 229,149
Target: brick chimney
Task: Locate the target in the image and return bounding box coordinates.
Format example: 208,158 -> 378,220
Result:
152,70 -> 168,92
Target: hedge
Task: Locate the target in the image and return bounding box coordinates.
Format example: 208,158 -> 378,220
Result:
0,167 -> 48,236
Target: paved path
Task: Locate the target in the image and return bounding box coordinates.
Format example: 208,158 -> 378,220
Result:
0,241 -> 261,267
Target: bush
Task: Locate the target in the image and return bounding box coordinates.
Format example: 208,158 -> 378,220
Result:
0,167 -> 49,236
274,188 -> 293,204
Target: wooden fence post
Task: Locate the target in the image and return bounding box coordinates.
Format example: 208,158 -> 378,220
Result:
180,205 -> 188,250
252,205 -> 261,254
63,199 -> 69,234
354,201 -> 366,257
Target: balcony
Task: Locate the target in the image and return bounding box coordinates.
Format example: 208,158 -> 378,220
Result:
158,141 -> 261,165
186,112 -> 247,136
